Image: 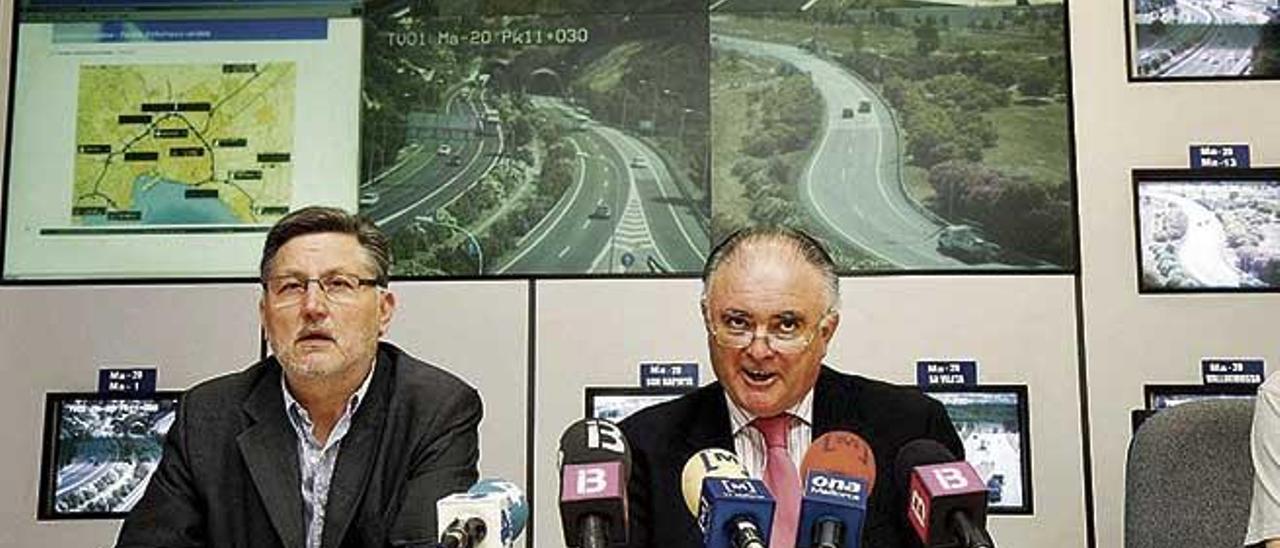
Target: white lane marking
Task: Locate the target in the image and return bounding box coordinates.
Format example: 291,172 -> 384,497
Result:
581,219 -> 591,230
599,126 -> 705,262
558,245 -> 572,258
496,137 -> 590,271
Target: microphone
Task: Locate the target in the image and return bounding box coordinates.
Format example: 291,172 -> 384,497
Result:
895,439 -> 995,548
558,418 -> 631,548
681,448 -> 775,548
435,479 -> 529,548
796,431 -> 876,548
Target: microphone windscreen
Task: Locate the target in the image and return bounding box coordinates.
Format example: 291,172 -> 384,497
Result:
468,479 -> 528,544
800,430 -> 877,490
892,439 -> 955,495
559,418 -> 632,468
680,448 -> 748,516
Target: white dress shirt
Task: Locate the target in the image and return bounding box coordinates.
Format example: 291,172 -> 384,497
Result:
725,388 -> 815,479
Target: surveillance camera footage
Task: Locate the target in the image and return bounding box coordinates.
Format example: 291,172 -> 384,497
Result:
928,390 -> 1027,511
49,398 -> 177,516
1138,178 -> 1280,291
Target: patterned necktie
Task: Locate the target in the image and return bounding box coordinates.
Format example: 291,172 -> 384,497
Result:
755,414 -> 800,548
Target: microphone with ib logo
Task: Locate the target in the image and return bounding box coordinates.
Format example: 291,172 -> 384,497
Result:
558,418 -> 631,548
895,439 -> 994,548
681,448 -> 775,548
796,431 -> 876,548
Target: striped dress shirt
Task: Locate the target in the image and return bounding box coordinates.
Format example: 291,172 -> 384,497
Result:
725,388 -> 815,479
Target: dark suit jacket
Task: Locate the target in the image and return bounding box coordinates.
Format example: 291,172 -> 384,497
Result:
619,366 -> 963,548
116,342 -> 482,548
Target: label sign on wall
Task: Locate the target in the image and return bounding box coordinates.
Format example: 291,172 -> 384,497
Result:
640,362 -> 698,388
915,360 -> 977,388
98,368 -> 157,395
1189,144 -> 1250,169
1201,358 -> 1264,386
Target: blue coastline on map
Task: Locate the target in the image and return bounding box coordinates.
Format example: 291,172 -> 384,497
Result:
123,176 -> 239,224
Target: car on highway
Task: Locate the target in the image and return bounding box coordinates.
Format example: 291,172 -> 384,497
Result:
858,100 -> 872,113
630,156 -> 648,169
448,153 -> 463,167
591,203 -> 612,219
358,191 -> 380,207
937,224 -> 1001,263
437,143 -> 452,156
842,107 -> 855,118
987,474 -> 1005,504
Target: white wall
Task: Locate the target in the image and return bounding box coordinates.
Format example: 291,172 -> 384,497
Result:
5,1 -> 1280,547
1069,0 -> 1280,545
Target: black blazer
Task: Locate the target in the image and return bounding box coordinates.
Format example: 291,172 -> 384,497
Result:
619,366 -> 963,548
116,342 -> 482,548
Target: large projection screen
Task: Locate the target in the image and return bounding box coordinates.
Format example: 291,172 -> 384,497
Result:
2,1 -> 362,281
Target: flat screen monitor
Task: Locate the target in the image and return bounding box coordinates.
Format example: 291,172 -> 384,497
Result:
1144,383 -> 1257,411
37,391 -> 181,519
923,384 -> 1033,515
1125,0 -> 1278,81
3,1 -> 363,281
1134,168 -> 1280,293
584,386 -> 690,423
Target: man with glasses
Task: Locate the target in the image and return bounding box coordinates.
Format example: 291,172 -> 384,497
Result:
117,206 -> 481,548
619,226 -> 963,548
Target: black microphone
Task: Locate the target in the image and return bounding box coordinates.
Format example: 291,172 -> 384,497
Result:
894,440 -> 995,548
558,418 -> 631,548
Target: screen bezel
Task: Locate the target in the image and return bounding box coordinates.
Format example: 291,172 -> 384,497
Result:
922,383 -> 1034,515
1132,167 -> 1280,294
37,390 -> 182,520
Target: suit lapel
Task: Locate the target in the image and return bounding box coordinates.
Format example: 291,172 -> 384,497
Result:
680,383 -> 735,455
321,348 -> 393,548
237,361 -> 305,548
813,366 -> 859,438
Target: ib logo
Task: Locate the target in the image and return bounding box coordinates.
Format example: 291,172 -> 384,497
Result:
931,467 -> 970,491
909,488 -> 927,525
585,419 -> 626,454
565,462 -> 620,500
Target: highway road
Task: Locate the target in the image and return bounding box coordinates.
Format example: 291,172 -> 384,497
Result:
1137,0 -> 1271,77
1147,190 -> 1244,286
362,83 -> 504,236
714,34 -> 972,268
495,96 -> 708,274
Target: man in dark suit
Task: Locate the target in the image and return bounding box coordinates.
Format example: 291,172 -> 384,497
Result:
116,207 -> 481,548
620,226 -> 963,548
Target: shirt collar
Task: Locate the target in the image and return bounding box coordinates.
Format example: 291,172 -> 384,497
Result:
281,356 -> 377,426
725,384 -> 814,436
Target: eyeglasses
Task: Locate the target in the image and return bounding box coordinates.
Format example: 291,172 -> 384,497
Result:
263,273 -> 381,307
705,311 -> 832,354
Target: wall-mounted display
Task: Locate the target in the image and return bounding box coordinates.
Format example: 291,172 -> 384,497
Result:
3,0 -> 1079,282
584,386 -> 689,422
1144,383 -> 1257,410
924,384 -> 1033,514
1126,0 -> 1280,80
2,1 -> 363,281
360,5 -> 711,276
1133,168 -> 1280,292
38,391 -> 181,520
710,0 -> 1075,274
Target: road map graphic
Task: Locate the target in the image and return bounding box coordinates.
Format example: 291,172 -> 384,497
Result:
72,62 -> 296,226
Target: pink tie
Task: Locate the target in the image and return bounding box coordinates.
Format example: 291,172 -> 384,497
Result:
755,415 -> 800,548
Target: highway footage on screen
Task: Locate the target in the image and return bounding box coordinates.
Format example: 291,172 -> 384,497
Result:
927,389 -> 1030,513
710,0 -> 1073,273
42,396 -> 178,518
1130,0 -> 1280,79
72,61 -> 296,226
1137,176 -> 1280,291
361,6 -> 711,276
